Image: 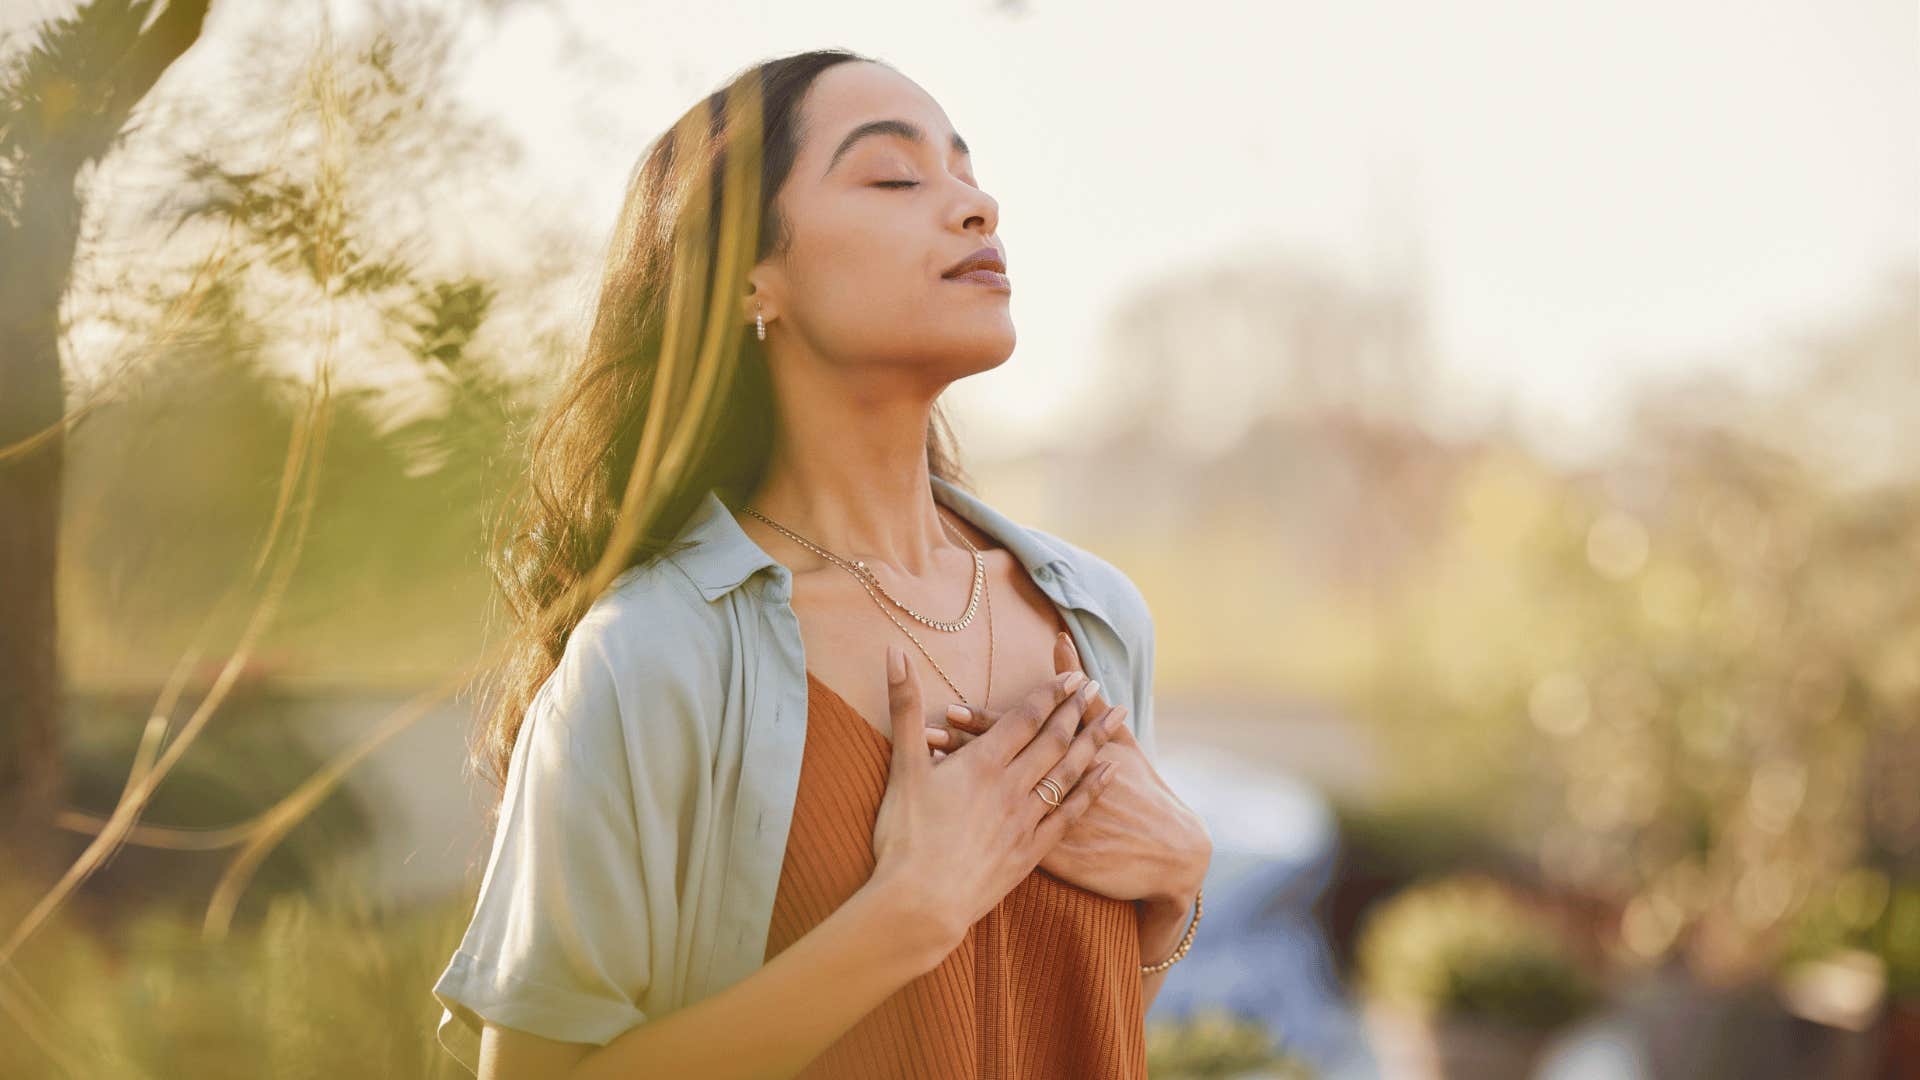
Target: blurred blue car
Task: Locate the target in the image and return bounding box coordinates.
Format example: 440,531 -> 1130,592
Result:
1146,743 -> 1364,1071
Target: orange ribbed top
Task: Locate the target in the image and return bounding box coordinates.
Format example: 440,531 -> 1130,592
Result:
763,666 -> 1147,1079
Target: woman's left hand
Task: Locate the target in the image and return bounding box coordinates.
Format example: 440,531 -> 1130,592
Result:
927,632 -> 1212,910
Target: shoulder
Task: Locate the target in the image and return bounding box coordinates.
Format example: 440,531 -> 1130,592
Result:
543,559 -> 733,726
581,559 -> 730,658
1021,524 -> 1155,646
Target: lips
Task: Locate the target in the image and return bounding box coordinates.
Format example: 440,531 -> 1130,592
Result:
942,245 -> 1007,278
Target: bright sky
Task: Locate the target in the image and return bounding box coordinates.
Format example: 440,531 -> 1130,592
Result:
445,0 -> 1920,463
16,0 -> 1917,464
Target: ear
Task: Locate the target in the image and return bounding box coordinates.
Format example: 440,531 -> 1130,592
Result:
743,269 -> 780,325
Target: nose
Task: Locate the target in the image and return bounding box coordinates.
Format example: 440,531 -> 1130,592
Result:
953,180 -> 999,237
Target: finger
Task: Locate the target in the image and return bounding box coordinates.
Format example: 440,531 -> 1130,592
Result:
884,644 -> 930,779
979,669 -> 1086,761
1074,685 -> 1113,736
1024,694 -> 1124,832
928,722 -> 982,752
1090,680 -> 1121,730
945,702 -> 995,733
1055,630 -> 1081,676
1053,633 -> 1112,733
1031,759 -> 1118,850
1010,672 -> 1101,787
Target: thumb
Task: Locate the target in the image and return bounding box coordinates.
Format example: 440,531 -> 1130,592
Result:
884,644 -> 930,778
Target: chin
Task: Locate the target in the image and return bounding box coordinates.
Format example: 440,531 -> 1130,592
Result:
946,330 -> 1017,376
892,317 -> 1012,371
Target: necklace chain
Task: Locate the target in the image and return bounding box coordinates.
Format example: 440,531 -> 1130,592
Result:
744,505 -> 985,631
740,501 -> 993,707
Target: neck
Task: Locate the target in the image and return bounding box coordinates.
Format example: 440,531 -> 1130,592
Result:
742,379 -> 956,578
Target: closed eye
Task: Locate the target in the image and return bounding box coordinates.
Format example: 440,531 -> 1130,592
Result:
872,180 -> 919,189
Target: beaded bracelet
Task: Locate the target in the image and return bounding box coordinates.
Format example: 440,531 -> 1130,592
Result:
1139,884 -> 1203,975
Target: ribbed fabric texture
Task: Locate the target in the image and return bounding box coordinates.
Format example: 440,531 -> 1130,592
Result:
763,667 -> 1148,1079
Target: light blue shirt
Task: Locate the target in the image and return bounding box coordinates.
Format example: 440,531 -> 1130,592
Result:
431,473 -> 1158,1074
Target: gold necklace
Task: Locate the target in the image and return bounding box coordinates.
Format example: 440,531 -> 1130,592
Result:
740,502 -> 994,707
739,502 -> 984,628
745,504 -> 985,632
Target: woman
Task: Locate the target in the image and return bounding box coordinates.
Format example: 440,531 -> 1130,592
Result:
431,48 -> 1212,1078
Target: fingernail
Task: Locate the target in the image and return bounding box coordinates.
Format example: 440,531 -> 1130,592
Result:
1104,706 -> 1126,735
1062,671 -> 1087,694
1100,761 -> 1116,783
946,704 -> 970,724
925,727 -> 947,746
887,645 -> 904,684
1078,678 -> 1100,702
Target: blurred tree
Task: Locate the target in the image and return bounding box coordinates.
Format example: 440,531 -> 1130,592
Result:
1362,267 -> 1920,986
2,0 -> 548,967
55,3 -> 542,686
1097,250 -> 1435,458
0,0 -> 210,860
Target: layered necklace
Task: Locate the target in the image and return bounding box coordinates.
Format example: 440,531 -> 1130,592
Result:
739,500 -> 993,708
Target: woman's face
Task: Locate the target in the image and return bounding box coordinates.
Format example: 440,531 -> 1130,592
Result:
753,61 -> 1013,384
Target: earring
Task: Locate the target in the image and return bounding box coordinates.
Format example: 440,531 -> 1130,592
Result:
755,306 -> 766,342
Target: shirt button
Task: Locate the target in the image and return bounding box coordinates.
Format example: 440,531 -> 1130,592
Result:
1034,565 -> 1052,581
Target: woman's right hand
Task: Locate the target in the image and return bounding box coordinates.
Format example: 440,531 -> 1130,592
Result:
867,643 -> 1121,963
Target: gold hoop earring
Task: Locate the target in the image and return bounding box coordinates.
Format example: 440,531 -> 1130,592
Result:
755,306 -> 766,342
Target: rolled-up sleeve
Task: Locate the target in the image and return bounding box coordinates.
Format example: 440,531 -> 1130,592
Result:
431,623 -> 659,1075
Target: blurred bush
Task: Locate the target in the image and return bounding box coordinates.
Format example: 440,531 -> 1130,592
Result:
1337,271 -> 1920,990
54,675 -> 374,928
1355,874 -> 1601,1032
1146,1007 -> 1319,1079
1355,874 -> 1602,1080
1782,870 -> 1920,1007
1,874 -> 474,1079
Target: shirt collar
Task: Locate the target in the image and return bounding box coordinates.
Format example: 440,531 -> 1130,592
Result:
665,474 -> 1089,619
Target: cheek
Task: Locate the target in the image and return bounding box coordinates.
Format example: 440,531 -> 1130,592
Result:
778,209 -> 1010,360
791,230 -> 934,326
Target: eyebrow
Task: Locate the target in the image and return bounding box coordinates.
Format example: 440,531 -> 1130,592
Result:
824,118 -> 970,177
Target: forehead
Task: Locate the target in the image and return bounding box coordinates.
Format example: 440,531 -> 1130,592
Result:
797,62 -> 953,162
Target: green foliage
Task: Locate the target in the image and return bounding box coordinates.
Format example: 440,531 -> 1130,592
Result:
1329,795 -> 1521,882
61,258 -> 535,686
1356,875 -> 1601,1032
1339,274 -> 1920,983
1784,871 -> 1920,1002
59,682 -> 374,916
1,877 -> 476,1079
1146,1008 -> 1318,1079
0,0 -> 161,190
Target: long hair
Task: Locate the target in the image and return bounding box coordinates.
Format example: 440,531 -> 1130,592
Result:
469,49 -> 975,800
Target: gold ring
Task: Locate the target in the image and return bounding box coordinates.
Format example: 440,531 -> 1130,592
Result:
1035,777 -> 1065,806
